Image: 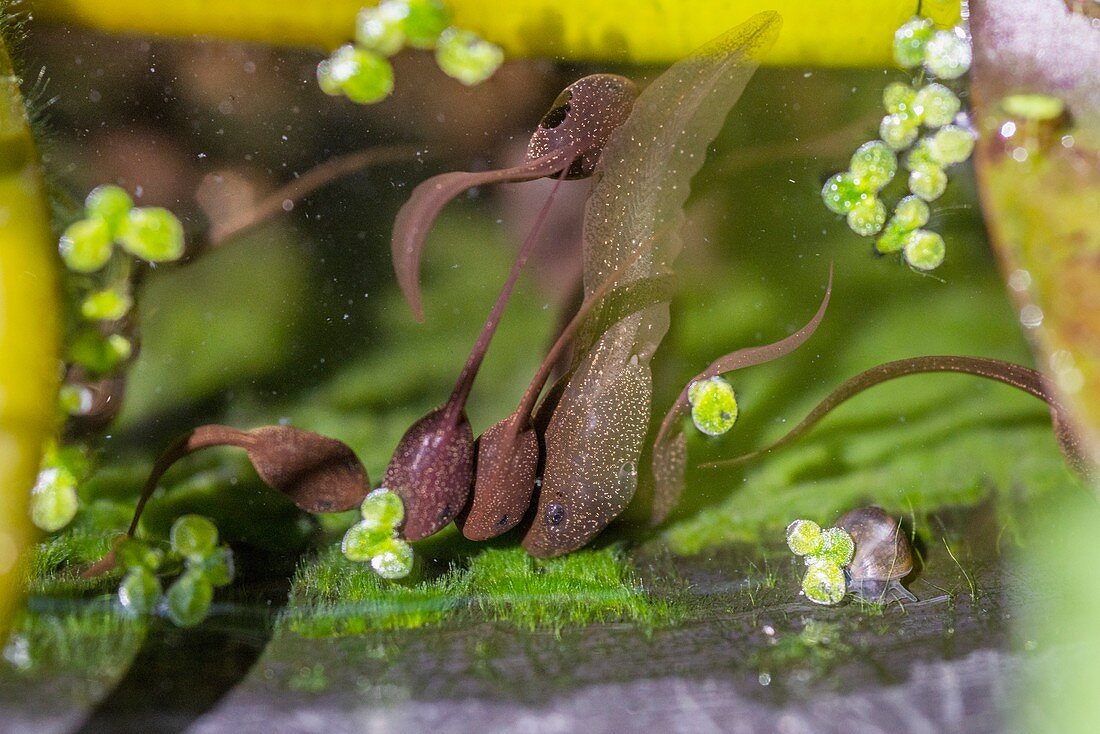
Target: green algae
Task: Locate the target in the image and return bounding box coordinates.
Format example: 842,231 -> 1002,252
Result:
281,546 -> 461,635
280,544 -> 677,637
462,546 -> 675,632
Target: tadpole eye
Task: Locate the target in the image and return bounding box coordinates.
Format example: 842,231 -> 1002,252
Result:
540,103 -> 570,129
545,502 -> 566,526
539,89 -> 573,129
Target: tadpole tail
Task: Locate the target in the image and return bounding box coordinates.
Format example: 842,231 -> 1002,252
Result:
390,145 -> 582,322
82,425 -> 252,578
444,167 -> 569,422
699,355 -> 1090,475
649,266 -> 832,524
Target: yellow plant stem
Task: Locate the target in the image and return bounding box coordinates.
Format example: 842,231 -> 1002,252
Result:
0,39 -> 59,637
31,0 -> 960,65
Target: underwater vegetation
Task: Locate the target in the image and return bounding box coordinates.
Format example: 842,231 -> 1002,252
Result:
9,3 -> 1093,615
1,1 -> 1099,729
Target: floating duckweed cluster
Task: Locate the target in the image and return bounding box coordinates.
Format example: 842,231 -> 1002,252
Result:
341,488 -> 414,579
33,186 -> 187,532
60,185 -> 184,271
58,185 -> 184,399
29,443 -> 87,533
821,16 -> 975,272
786,519 -> 855,606
687,376 -> 739,436
318,0 -> 503,104
117,514 -> 235,626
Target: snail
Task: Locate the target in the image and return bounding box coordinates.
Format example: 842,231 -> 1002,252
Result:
835,506 -> 917,603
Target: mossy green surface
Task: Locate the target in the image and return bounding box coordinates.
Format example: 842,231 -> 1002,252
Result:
281,544 -> 673,637
281,546 -> 461,635
462,546 -> 674,632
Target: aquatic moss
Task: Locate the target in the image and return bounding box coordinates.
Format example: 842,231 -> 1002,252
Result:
280,546 -> 462,635
280,544 -> 677,637
463,546 -> 673,633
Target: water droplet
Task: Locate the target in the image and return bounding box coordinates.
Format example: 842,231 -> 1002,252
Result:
758,672 -> 771,686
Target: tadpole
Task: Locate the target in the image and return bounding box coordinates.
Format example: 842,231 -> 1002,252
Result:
84,424 -> 369,577
383,167 -> 569,541
383,73 -> 648,540
461,225 -> 676,541
524,12 -> 782,558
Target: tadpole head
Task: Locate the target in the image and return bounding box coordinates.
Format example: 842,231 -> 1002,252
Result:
526,73 -> 638,179
383,406 -> 475,541
460,417 -> 540,541
242,425 -> 371,513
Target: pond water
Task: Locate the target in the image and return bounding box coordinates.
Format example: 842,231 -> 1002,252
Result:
1,16 -> 1095,734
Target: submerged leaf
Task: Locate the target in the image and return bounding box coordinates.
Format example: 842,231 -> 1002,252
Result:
970,0 -> 1100,473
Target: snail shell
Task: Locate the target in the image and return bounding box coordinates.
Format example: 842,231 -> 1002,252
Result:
836,506 -> 917,602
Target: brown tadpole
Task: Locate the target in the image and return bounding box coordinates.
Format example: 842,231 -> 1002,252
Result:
461,225 -> 676,541
649,267 -> 833,525
390,73 -> 638,321
699,355 -> 1091,476
385,166 -> 573,541
82,424 -> 369,578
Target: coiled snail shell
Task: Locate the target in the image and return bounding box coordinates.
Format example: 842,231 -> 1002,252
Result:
836,506 -> 917,602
